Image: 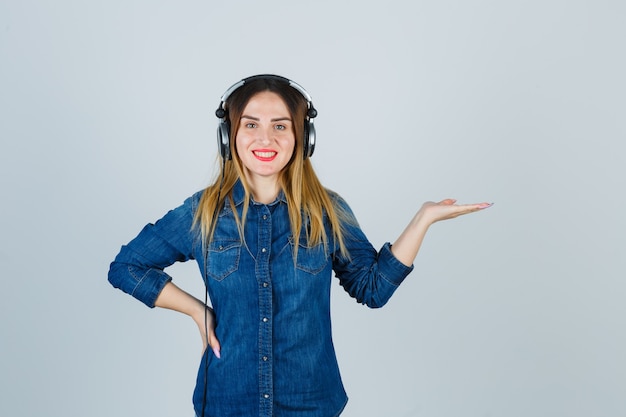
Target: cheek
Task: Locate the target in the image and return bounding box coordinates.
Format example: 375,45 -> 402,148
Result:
234,133 -> 249,153
285,135 -> 296,152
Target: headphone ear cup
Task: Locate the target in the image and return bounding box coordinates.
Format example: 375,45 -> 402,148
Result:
303,121 -> 316,159
217,120 -> 231,160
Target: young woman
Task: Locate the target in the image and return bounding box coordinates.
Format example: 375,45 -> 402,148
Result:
108,74 -> 491,417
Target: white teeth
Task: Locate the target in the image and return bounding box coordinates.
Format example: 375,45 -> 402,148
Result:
255,151 -> 276,158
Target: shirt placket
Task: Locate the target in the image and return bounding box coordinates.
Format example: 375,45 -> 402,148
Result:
256,205 -> 273,416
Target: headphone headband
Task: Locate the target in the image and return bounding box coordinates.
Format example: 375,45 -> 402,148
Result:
215,74 -> 317,160
216,74 -> 317,119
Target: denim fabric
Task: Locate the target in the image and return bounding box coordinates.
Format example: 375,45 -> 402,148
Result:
109,180 -> 413,417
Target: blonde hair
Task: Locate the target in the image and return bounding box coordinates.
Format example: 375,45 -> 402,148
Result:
193,78 -> 351,259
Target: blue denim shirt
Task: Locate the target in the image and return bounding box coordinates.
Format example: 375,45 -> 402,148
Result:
108,180 -> 413,417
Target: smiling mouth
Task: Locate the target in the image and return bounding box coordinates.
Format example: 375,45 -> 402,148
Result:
253,151 -> 277,160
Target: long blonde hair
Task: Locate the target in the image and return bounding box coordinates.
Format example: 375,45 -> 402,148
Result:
193,77 -> 351,259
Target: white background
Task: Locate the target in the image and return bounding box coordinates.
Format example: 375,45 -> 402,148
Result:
1,1 -> 625,416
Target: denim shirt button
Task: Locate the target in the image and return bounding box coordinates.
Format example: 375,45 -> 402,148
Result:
262,282 -> 269,288
262,317 -> 269,323
263,394 -> 270,399
262,356 -> 268,361
262,215 -> 267,220
261,247 -> 267,253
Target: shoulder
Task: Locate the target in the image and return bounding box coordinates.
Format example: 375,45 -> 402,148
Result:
324,187 -> 343,203
323,188 -> 360,229
182,189 -> 208,213
324,188 -> 351,212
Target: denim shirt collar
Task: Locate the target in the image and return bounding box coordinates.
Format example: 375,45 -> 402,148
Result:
231,179 -> 288,207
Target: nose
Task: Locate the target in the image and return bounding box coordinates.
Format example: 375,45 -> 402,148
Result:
257,126 -> 273,145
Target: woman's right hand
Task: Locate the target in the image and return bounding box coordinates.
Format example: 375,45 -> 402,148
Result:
195,306 -> 221,359
154,282 -> 222,359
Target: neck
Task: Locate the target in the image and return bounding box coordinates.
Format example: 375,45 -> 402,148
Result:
247,176 -> 280,204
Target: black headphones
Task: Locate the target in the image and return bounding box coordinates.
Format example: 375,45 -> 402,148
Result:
215,74 -> 318,160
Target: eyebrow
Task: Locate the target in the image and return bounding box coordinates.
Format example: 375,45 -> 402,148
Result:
241,115 -> 292,122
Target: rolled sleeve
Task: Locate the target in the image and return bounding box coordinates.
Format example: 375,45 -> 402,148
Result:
108,194 -> 199,308
331,195 -> 414,308
108,244 -> 174,308
376,242 -> 414,286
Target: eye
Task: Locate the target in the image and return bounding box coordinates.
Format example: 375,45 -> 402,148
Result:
274,124 -> 286,131
245,122 -> 257,128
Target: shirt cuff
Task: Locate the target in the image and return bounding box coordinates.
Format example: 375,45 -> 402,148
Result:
128,267 -> 172,308
378,242 -> 414,286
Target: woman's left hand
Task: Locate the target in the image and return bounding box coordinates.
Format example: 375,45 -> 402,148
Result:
391,199 -> 492,266
417,199 -> 492,226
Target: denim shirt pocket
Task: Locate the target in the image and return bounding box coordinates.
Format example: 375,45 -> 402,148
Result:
292,237 -> 329,275
206,239 -> 242,281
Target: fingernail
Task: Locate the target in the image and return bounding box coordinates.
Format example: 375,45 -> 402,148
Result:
213,348 -> 221,359
478,203 -> 493,209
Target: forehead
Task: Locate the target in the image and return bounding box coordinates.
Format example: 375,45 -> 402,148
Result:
242,91 -> 291,115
